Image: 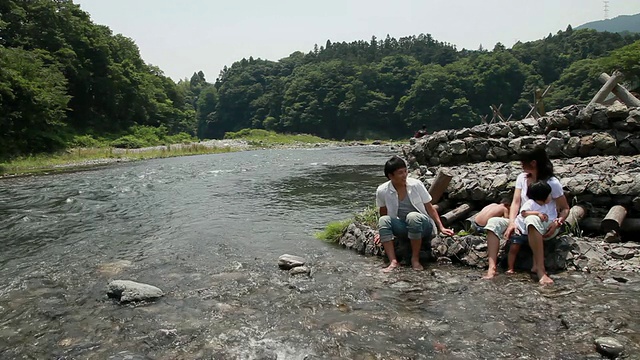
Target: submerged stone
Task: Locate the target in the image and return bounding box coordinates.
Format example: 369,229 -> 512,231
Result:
278,254 -> 306,270
594,337 -> 624,358
106,280 -> 164,303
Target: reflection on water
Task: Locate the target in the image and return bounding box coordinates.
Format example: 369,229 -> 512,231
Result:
0,146 -> 639,359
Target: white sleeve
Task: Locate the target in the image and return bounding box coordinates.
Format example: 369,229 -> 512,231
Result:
416,181 -> 433,204
548,177 -> 564,199
515,173 -> 527,190
520,200 -> 534,212
376,188 -> 386,208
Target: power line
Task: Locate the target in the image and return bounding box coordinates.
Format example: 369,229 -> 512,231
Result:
604,0 -> 610,20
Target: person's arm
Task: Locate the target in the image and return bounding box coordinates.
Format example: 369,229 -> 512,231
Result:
553,195 -> 570,225
503,188 -> 522,239
521,210 -> 547,221
425,202 -> 455,236
502,206 -> 509,218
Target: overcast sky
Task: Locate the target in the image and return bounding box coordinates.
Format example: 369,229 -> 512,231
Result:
74,0 -> 640,82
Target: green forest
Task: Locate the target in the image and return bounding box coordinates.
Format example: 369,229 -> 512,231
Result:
2,0 -> 640,159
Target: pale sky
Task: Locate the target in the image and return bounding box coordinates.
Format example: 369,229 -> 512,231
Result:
74,0 -> 640,82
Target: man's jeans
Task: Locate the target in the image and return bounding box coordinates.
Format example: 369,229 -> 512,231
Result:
378,212 -> 434,243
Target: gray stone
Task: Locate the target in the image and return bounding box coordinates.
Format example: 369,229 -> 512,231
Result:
610,248 -> 635,260
606,102 -> 629,119
546,137 -> 565,157
289,266 -> 311,276
278,254 -> 306,270
592,133 -> 616,150
106,280 -> 164,303
449,140 -> 467,155
594,337 -> 624,358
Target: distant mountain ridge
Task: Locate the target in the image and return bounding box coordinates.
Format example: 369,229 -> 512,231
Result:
576,13 -> 640,33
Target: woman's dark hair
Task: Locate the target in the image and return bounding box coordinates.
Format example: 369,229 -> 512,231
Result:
527,181 -> 552,202
384,156 -> 407,179
520,148 -> 554,180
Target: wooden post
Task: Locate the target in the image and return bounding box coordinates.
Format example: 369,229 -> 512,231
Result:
580,217 -> 640,233
535,88 -> 546,116
440,203 -> 473,226
589,71 -> 623,106
565,205 -> 587,229
433,199 -> 452,214
598,73 -> 640,107
601,205 -> 628,233
524,85 -> 551,119
428,170 -> 453,204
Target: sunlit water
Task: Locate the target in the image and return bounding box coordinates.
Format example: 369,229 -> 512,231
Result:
0,147 -> 639,359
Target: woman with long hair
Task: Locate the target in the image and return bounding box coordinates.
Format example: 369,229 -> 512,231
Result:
482,148 -> 570,284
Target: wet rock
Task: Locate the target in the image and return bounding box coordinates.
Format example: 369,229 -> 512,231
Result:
289,266 -> 311,276
604,231 -> 621,243
106,280 -> 164,303
481,322 -> 508,338
277,254 -> 306,270
108,351 -> 152,360
610,248 -> 635,260
594,337 -> 624,358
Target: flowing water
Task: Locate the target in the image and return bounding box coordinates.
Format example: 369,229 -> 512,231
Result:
0,147 -> 639,359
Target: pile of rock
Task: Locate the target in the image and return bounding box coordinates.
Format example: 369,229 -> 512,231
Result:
405,103 -> 640,166
338,222 -> 640,273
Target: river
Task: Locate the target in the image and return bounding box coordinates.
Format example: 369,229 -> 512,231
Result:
0,147 -> 639,359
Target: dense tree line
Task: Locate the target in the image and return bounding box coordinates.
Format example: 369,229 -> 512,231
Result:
0,0 -> 194,158
2,0 -> 640,159
195,26 -> 640,140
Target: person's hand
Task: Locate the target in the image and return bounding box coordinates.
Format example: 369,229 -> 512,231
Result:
543,221 -> 559,239
538,213 -> 548,222
439,227 -> 455,237
503,222 -> 516,240
554,218 -> 564,226
373,232 -> 381,245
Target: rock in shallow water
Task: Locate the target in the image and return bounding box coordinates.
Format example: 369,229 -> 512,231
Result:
289,266 -> 311,276
594,337 -> 624,358
278,254 -> 306,270
106,280 -> 164,303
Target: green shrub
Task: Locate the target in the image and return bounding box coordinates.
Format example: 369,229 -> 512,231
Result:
315,219 -> 351,243
111,135 -> 148,149
70,134 -> 102,148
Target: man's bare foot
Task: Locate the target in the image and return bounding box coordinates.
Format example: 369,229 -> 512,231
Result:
382,260 -> 400,273
506,269 -> 515,275
411,260 -> 424,271
531,266 -> 538,274
482,268 -> 497,279
538,274 -> 554,285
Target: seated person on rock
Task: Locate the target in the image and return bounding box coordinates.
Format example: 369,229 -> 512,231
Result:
374,156 -> 454,272
482,148 -> 569,285
414,125 -> 428,139
472,199 -> 510,234
507,181 -> 558,274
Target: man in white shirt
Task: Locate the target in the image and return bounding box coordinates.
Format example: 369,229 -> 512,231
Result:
375,156 -> 454,272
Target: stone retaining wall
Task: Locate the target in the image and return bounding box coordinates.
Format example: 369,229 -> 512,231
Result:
407,103 -> 640,166
413,155 -> 640,216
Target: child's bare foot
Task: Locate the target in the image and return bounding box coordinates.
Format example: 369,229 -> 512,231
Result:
482,268 -> 497,279
382,260 -> 400,273
411,260 -> 424,271
506,269 -> 515,275
538,274 -> 554,285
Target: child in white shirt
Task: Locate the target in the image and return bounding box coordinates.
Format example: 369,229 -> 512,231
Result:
507,181 -> 556,274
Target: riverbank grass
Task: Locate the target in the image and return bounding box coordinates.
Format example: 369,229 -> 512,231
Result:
0,145 -> 234,176
224,129 -> 326,146
316,205 -> 379,243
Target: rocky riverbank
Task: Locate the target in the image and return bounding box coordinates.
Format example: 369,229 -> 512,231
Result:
338,222 -> 640,274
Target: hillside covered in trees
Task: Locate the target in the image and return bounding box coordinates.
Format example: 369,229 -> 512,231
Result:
576,13 -> 640,34
2,0 -> 640,159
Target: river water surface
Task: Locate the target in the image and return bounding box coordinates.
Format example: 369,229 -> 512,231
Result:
1,147 -> 639,359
